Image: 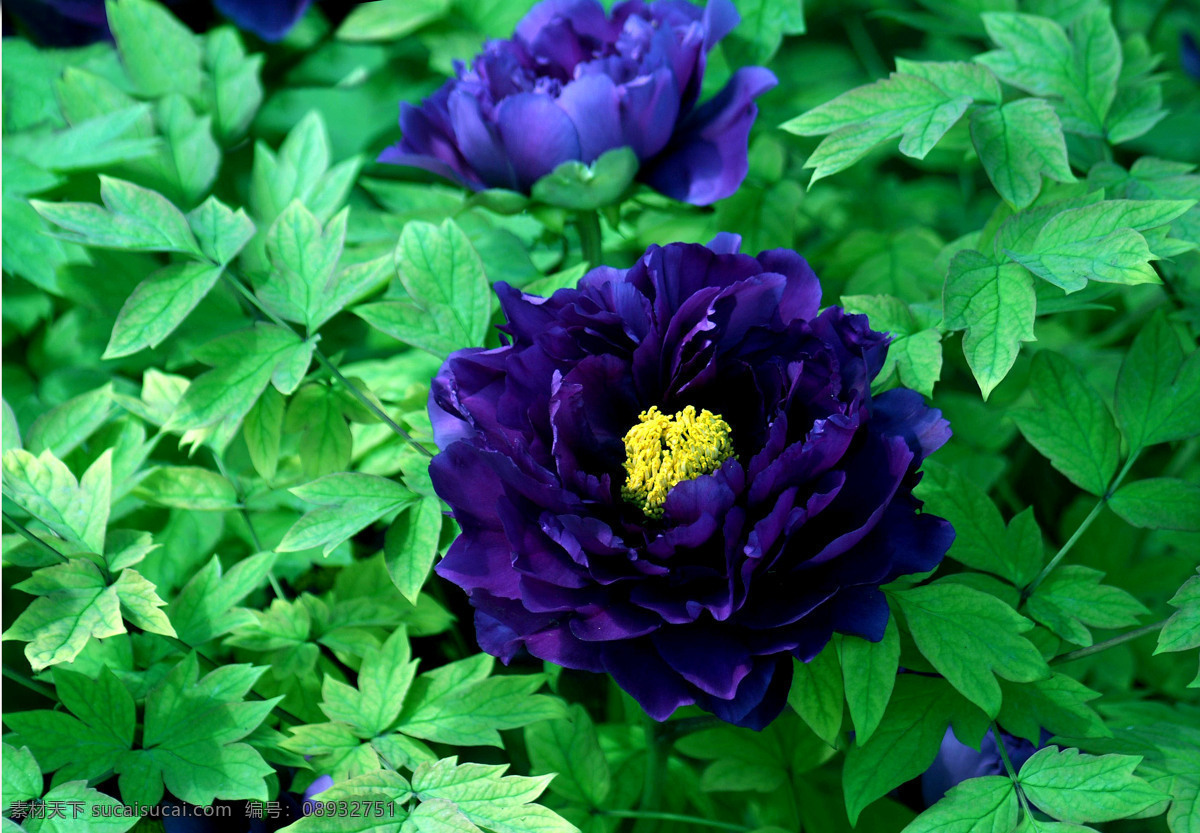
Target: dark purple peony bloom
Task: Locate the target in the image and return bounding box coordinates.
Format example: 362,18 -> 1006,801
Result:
428,237 -> 954,729
921,727 -> 1049,807
380,0 -> 777,205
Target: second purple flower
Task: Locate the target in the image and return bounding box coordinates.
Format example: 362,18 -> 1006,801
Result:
380,0 -> 778,205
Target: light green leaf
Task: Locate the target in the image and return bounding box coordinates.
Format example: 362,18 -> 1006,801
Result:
384,497 -> 445,605
113,568 -> 176,637
168,552 -> 277,646
135,466 -> 240,510
24,383 -> 112,459
280,472 -> 416,555
33,176 -> 202,256
337,0 -> 450,40
154,94 -> 221,204
788,642 -> 844,746
243,387 -> 284,483
901,776 -> 1017,833
204,27 -> 263,143
332,627 -> 418,738
1026,565 -> 1148,646
107,0 -> 204,99
104,262 -> 224,358
2,559 -> 124,671
895,581 -> 1049,717
2,448 -> 111,553
943,250 -> 1036,399
969,99 -> 1075,210
2,743 -> 42,809
894,59 -> 1003,103
261,201 -> 348,330
410,757 -> 576,833
889,328 -> 943,398
1012,351 -> 1121,496
285,770 -> 410,832
1018,747 -> 1169,822
530,147 -> 639,210
23,780 -> 140,833
5,105 -> 160,173
524,704 -> 611,807
840,616 -> 900,746
3,400 -> 22,453
188,195 -> 256,266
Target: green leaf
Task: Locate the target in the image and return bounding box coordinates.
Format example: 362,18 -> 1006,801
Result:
23,780 -> 140,833
5,105 -> 160,173
365,219 -> 491,355
901,776 -> 1018,833
285,386 -> 353,480
104,262 -> 224,358
280,472 -> 416,555
337,0 -> 450,40
113,568 -> 176,637
107,0 -> 204,99
998,674 -> 1109,744
1108,479 -> 1200,532
135,466 -> 240,510
409,757 -> 576,833
1017,747 -> 1169,822
168,552 -> 277,646
204,27 -> 264,143
524,704 -> 611,807
1012,351 -> 1121,496
723,0 -> 806,65
2,560 -> 124,671
167,324 -> 312,433
116,654 -> 276,806
188,196 -> 256,266
398,655 -> 567,747
895,581 -> 1049,717
1156,573 -> 1200,655
2,743 -> 42,810
1026,565 -> 1148,646
33,176 -> 203,256
2,448 -> 111,553
261,201 -> 349,330
4,666 -> 134,784
384,497 -> 445,605
530,147 -> 639,210
1116,315 -> 1200,451
24,383 -> 113,459
842,675 -> 988,825
943,250 -> 1036,399
323,627 -> 419,738
154,94 -> 221,204
894,59 -> 1003,103
1004,200 -> 1191,292
969,99 -> 1075,210
788,642 -> 844,747
914,460 -> 1013,579
243,387 -> 284,482
840,616 -> 900,746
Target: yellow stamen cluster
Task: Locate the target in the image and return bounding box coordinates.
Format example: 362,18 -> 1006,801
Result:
621,405 -> 735,518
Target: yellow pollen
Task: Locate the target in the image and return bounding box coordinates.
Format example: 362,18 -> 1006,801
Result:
621,405 -> 735,518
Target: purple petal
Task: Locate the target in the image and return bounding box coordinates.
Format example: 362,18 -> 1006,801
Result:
496,93 -> 583,190
214,0 -> 312,41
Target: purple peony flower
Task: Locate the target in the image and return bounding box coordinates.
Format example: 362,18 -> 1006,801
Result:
428,237 -> 954,729
921,727 -> 1047,807
380,0 -> 777,205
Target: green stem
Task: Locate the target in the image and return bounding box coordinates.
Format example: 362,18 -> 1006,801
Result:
1021,449 -> 1141,602
221,272 -> 433,458
1,510 -> 70,564
576,211 -> 603,268
3,665 -> 57,700
639,714 -> 666,832
1052,619 -> 1168,665
598,810 -> 750,832
993,723 -> 1036,823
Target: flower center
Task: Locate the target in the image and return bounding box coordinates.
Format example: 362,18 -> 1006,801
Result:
621,405 -> 735,518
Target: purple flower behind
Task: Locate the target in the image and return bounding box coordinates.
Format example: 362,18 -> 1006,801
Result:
428,237 -> 954,729
380,0 -> 778,205
921,727 -> 1047,807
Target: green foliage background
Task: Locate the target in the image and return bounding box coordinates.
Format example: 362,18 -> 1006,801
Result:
2,0 -> 1200,831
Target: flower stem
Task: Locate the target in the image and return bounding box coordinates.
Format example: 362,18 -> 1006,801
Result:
3,664 -> 57,700
993,723 -> 1035,822
1051,619 -> 1169,665
1021,449 -> 1141,602
598,810 -> 750,832
221,271 -> 433,458
1,510 -> 70,564
576,210 -> 603,268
